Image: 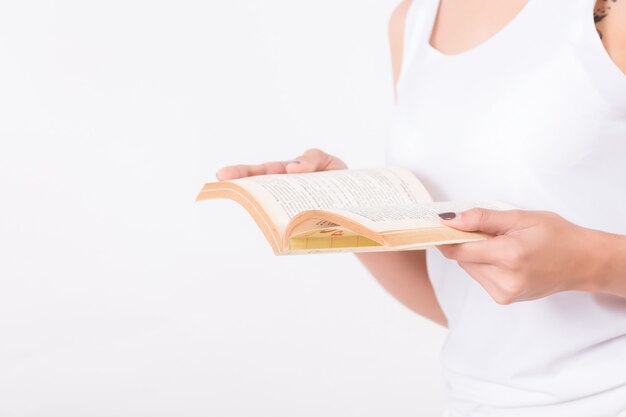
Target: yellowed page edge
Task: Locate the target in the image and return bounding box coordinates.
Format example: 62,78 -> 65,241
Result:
284,210 -> 386,251
196,182 -> 282,254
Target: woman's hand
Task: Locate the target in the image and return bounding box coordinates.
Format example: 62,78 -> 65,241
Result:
435,208 -> 625,304
215,148 -> 347,180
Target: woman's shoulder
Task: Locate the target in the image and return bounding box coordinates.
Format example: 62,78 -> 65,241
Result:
593,0 -> 626,74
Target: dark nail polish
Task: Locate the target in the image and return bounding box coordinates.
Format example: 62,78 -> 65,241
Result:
438,212 -> 456,220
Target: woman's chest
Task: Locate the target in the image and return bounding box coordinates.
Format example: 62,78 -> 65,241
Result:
388,46 -> 626,205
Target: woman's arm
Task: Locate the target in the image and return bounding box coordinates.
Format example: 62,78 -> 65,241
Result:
356,251 -> 446,325
586,231 -> 626,298
353,0 -> 447,326
594,0 -> 626,73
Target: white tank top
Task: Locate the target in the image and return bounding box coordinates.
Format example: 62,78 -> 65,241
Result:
386,0 -> 626,415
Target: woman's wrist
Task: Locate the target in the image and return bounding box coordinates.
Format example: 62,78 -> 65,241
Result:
579,228 -> 626,297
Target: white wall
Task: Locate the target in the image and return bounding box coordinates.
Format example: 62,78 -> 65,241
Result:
0,1 -> 446,416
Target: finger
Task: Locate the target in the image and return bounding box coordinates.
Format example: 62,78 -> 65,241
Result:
457,261 -> 506,302
459,261 -> 527,305
285,148 -> 340,174
439,207 -> 527,235
216,161 -> 292,180
215,164 -> 268,180
437,236 -> 510,265
216,148 -> 345,180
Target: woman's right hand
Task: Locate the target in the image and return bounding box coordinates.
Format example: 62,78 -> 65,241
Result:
215,148 -> 347,180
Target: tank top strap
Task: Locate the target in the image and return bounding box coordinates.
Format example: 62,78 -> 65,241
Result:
396,0 -> 439,91
401,0 -> 438,53
568,0 -> 598,42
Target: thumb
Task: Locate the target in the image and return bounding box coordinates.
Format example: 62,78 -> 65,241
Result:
438,207 -> 523,235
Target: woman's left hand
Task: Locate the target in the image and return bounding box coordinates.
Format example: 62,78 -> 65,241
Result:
435,208 -> 614,304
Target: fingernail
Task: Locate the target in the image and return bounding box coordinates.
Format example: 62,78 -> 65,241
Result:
286,159 -> 301,165
215,171 -> 222,181
438,212 -> 457,220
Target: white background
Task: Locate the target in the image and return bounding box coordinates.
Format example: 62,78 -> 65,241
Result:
0,1 -> 446,416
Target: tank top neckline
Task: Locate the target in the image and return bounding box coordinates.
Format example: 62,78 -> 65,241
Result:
424,0 -> 536,60
397,0 -> 626,113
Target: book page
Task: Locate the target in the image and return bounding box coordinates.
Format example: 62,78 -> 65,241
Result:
231,167 -> 432,232
288,228 -> 382,251
325,200 -> 517,233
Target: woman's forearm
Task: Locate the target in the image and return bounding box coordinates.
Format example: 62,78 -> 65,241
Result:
586,230 -> 626,298
356,250 -> 447,327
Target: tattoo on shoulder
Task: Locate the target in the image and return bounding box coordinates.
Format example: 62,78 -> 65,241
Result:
594,0 -> 619,39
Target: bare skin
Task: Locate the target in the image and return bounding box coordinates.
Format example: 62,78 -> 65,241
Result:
217,1 -> 626,326
428,0 -> 529,55
594,0 -> 626,73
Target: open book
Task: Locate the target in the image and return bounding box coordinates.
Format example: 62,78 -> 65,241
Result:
196,167 -> 516,255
